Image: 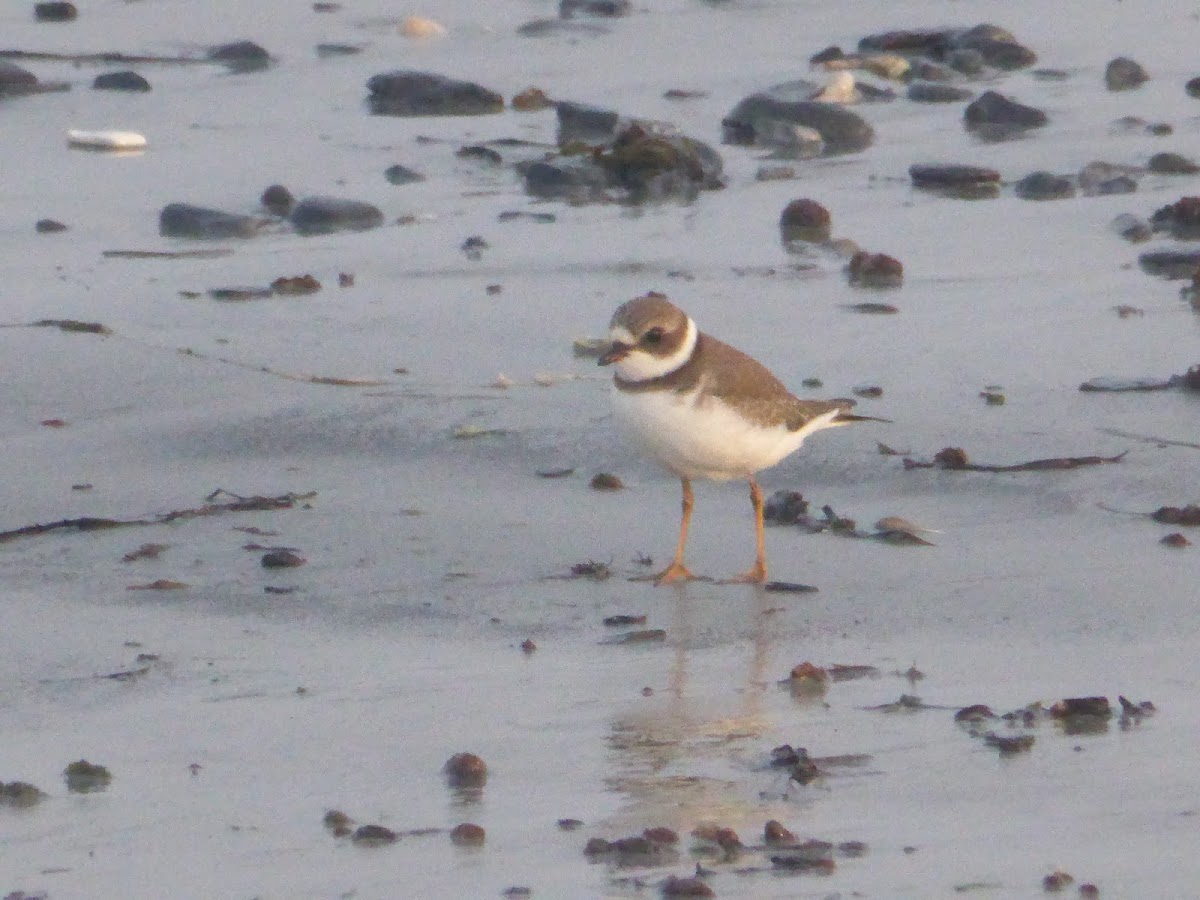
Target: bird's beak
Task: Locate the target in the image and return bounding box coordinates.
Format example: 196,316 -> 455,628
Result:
598,342 -> 631,366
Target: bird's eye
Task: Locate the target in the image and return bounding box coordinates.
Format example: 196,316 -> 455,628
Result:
644,327 -> 665,344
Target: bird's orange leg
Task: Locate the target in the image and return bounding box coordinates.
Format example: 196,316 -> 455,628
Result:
653,477 -> 699,585
729,476 -> 768,584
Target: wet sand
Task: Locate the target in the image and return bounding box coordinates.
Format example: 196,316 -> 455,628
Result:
3,1 -> 1200,897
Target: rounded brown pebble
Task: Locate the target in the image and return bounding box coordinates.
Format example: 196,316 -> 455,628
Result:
1161,532 -> 1191,548
643,826 -> 679,845
444,752 -> 488,786
764,819 -> 796,845
520,638 -> 537,653
590,472 -> 624,491
36,218 -> 68,233
847,250 -> 904,287
261,549 -> 305,568
261,184 -> 295,217
1079,884 -> 1099,897
779,199 -> 832,243
512,87 -> 552,111
35,2 -> 78,21
323,809 -> 353,832
583,837 -> 613,856
661,875 -> 714,897
450,822 -> 486,845
557,818 -> 584,831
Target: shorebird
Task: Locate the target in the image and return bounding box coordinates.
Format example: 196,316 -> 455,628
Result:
599,291 -> 876,585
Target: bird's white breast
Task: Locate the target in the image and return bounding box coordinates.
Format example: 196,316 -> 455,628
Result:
610,383 -> 834,481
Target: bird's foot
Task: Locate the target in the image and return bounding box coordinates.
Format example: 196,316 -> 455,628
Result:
719,560 -> 768,585
632,560 -> 700,585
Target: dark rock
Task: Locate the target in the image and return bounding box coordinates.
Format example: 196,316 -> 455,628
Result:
315,43 -> 362,57
207,40 -> 270,71
517,18 -> 609,37
351,824 -> 398,845
764,490 -> 808,524
963,90 -> 1047,138
909,163 -> 1001,199
384,164 -> 425,185
1188,76 -> 1200,99
847,251 -> 903,288
779,199 -> 832,243
966,38 -> 1037,70
1105,56 -> 1148,91
555,100 -> 621,145
1148,152 -> 1200,175
260,184 -> 294,216
457,144 -> 503,165
1014,171 -> 1076,200
444,752 -> 487,787
159,203 -> 266,239
764,820 -> 796,845
589,472 -> 624,491
289,196 -> 384,235
521,157 -> 609,201
367,70 -> 503,116
858,28 -> 950,55
1138,248 -> 1200,278
809,45 -> 845,65
1151,196 -> 1200,239
35,218 -> 68,233
0,780 -> 48,807
261,549 -> 305,568
945,48 -> 986,76
1079,161 -> 1139,196
910,60 -> 955,81
907,82 -> 973,103
35,1 -> 77,21
724,86 -> 874,155
661,875 -> 714,897
450,822 -> 486,845
92,70 -> 151,91
950,23 -> 1017,45
64,759 -> 112,793
1111,213 -> 1151,243
560,0 -> 630,17
0,60 -> 41,95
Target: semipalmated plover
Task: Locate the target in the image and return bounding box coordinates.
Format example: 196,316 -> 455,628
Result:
599,292 -> 877,585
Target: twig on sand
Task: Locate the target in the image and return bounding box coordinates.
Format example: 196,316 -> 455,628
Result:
0,490 -> 316,544
1098,427 -> 1200,452
903,446 -> 1127,472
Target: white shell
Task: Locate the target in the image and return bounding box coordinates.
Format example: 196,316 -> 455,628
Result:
66,129 -> 147,151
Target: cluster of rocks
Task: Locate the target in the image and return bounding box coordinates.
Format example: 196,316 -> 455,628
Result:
159,185 -> 384,240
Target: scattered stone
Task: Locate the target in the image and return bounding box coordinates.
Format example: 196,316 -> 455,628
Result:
847,251 -> 903,287
1043,869 -> 1074,892
1015,171 -> 1076,201
1079,885 -> 1100,898
907,82 -> 974,103
400,15 -> 447,38
1161,532 -> 1191,547
367,70 -> 504,116
512,86 -> 552,111
1148,152 -> 1200,175
517,17 -> 610,37
661,875 -> 714,897
351,824 -> 398,845
561,0 -> 630,16
207,40 -> 271,71
121,542 -> 169,562
1151,196 -> 1200,239
764,490 -> 808,524
93,70 -> 151,92
271,274 -> 321,295
315,43 -> 362,57
964,90 -> 1048,138
290,196 -> 384,235
909,163 -> 1000,199
955,704 -> 996,723
764,820 -> 796,845
1105,57 -> 1148,91
567,560 -> 611,581
756,164 -> 796,181
0,781 -> 48,807
554,100 -> 620,144
444,752 -> 487,787
0,60 -> 41,96
260,184 -> 294,216
159,203 -> 266,239
590,473 -> 623,491
1111,213 -> 1151,243
558,818 -> 584,831
723,83 -> 875,155
770,839 -> 836,873
35,218 -> 67,233
603,614 -> 646,626
779,199 -> 831,243
983,732 -> 1035,754
64,759 -> 112,793
324,809 -> 354,837
1151,505 -> 1200,526
604,629 -> 666,644
450,822 -> 486,845
261,549 -> 305,568
384,164 -> 424,185
1138,249 -> 1200,278
786,661 -> 829,691
35,1 -> 77,21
